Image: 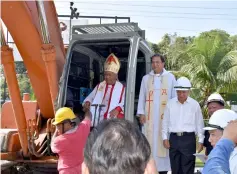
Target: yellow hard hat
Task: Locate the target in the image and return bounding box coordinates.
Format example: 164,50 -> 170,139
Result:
52,107 -> 76,125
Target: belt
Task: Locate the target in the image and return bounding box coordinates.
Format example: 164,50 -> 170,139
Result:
171,132 -> 195,136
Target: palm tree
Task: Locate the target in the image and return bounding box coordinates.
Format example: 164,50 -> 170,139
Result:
177,32 -> 237,108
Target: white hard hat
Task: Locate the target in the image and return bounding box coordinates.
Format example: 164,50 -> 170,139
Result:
174,77 -> 191,91
206,93 -> 225,106
203,109 -> 237,130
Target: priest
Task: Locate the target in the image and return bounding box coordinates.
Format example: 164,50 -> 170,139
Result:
83,53 -> 125,127
137,54 -> 176,174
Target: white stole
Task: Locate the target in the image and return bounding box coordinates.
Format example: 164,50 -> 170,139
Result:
145,74 -> 169,157
90,81 -> 123,127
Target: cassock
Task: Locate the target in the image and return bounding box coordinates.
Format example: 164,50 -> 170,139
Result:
83,81 -> 125,126
137,69 -> 176,172
83,53 -> 125,127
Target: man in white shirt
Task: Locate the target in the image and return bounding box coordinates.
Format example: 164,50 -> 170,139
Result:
203,109 -> 237,174
162,77 -> 204,174
137,54 -> 176,174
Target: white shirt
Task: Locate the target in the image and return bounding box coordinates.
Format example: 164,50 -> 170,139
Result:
230,147 -> 237,174
162,97 -> 205,143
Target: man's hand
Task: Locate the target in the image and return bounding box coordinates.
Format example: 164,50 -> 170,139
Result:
139,115 -> 146,124
110,109 -> 119,118
197,143 -> 203,153
222,120 -> 237,144
83,102 -> 90,112
163,139 -> 170,149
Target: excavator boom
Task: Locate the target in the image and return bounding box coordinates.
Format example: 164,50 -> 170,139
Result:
1,1 -> 65,118
1,1 -> 65,171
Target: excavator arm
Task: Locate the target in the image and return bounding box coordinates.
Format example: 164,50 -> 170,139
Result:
1,1 -> 65,118
1,1 -> 66,170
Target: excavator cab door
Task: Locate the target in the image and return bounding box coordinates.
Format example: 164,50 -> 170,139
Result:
58,43 -> 102,118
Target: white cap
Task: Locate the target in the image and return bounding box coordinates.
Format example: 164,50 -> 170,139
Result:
174,77 -> 191,91
206,93 -> 225,106
203,109 -> 237,130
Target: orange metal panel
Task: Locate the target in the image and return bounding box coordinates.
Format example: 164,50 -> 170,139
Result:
7,133 -> 21,152
1,46 -> 28,156
1,101 -> 37,129
1,1 -> 65,118
1,152 -> 18,161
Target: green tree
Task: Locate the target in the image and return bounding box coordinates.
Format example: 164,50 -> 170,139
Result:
230,35 -> 237,50
151,33 -> 194,71
178,32 -> 237,108
157,33 -> 172,56
15,62 -> 27,74
166,36 -> 194,70
0,62 -> 35,103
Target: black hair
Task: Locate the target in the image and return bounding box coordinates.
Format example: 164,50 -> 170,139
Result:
84,119 -> 151,174
151,53 -> 165,63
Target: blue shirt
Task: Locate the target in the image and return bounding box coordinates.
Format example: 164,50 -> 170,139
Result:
202,138 -> 235,174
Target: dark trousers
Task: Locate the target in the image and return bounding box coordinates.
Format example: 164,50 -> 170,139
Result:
159,172 -> 168,174
169,132 -> 196,174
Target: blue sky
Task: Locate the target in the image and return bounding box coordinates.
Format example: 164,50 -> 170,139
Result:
55,0 -> 237,43
2,1 -> 237,61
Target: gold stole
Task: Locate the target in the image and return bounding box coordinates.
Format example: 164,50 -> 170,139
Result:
145,75 -> 168,157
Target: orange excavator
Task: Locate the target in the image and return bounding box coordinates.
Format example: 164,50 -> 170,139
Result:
1,1 -> 65,173
1,0 -> 153,173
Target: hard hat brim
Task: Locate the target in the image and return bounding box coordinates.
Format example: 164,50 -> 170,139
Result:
206,100 -> 225,106
52,118 -> 77,126
52,120 -> 60,125
203,127 -> 217,131
175,88 -> 190,91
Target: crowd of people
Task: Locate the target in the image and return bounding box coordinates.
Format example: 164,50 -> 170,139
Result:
51,53 -> 237,174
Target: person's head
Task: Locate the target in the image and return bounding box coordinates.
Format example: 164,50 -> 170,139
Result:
82,119 -> 151,174
151,54 -> 165,74
203,109 -> 237,147
104,53 -> 120,85
104,71 -> 118,85
53,107 -> 77,135
206,93 -> 225,116
174,77 -> 191,104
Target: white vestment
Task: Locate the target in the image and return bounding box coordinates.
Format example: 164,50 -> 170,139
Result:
137,69 -> 176,171
83,81 -> 125,127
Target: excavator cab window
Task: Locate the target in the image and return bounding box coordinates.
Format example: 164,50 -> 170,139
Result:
59,38 -> 152,122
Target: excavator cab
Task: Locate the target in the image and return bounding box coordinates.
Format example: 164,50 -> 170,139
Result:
57,23 -> 153,122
